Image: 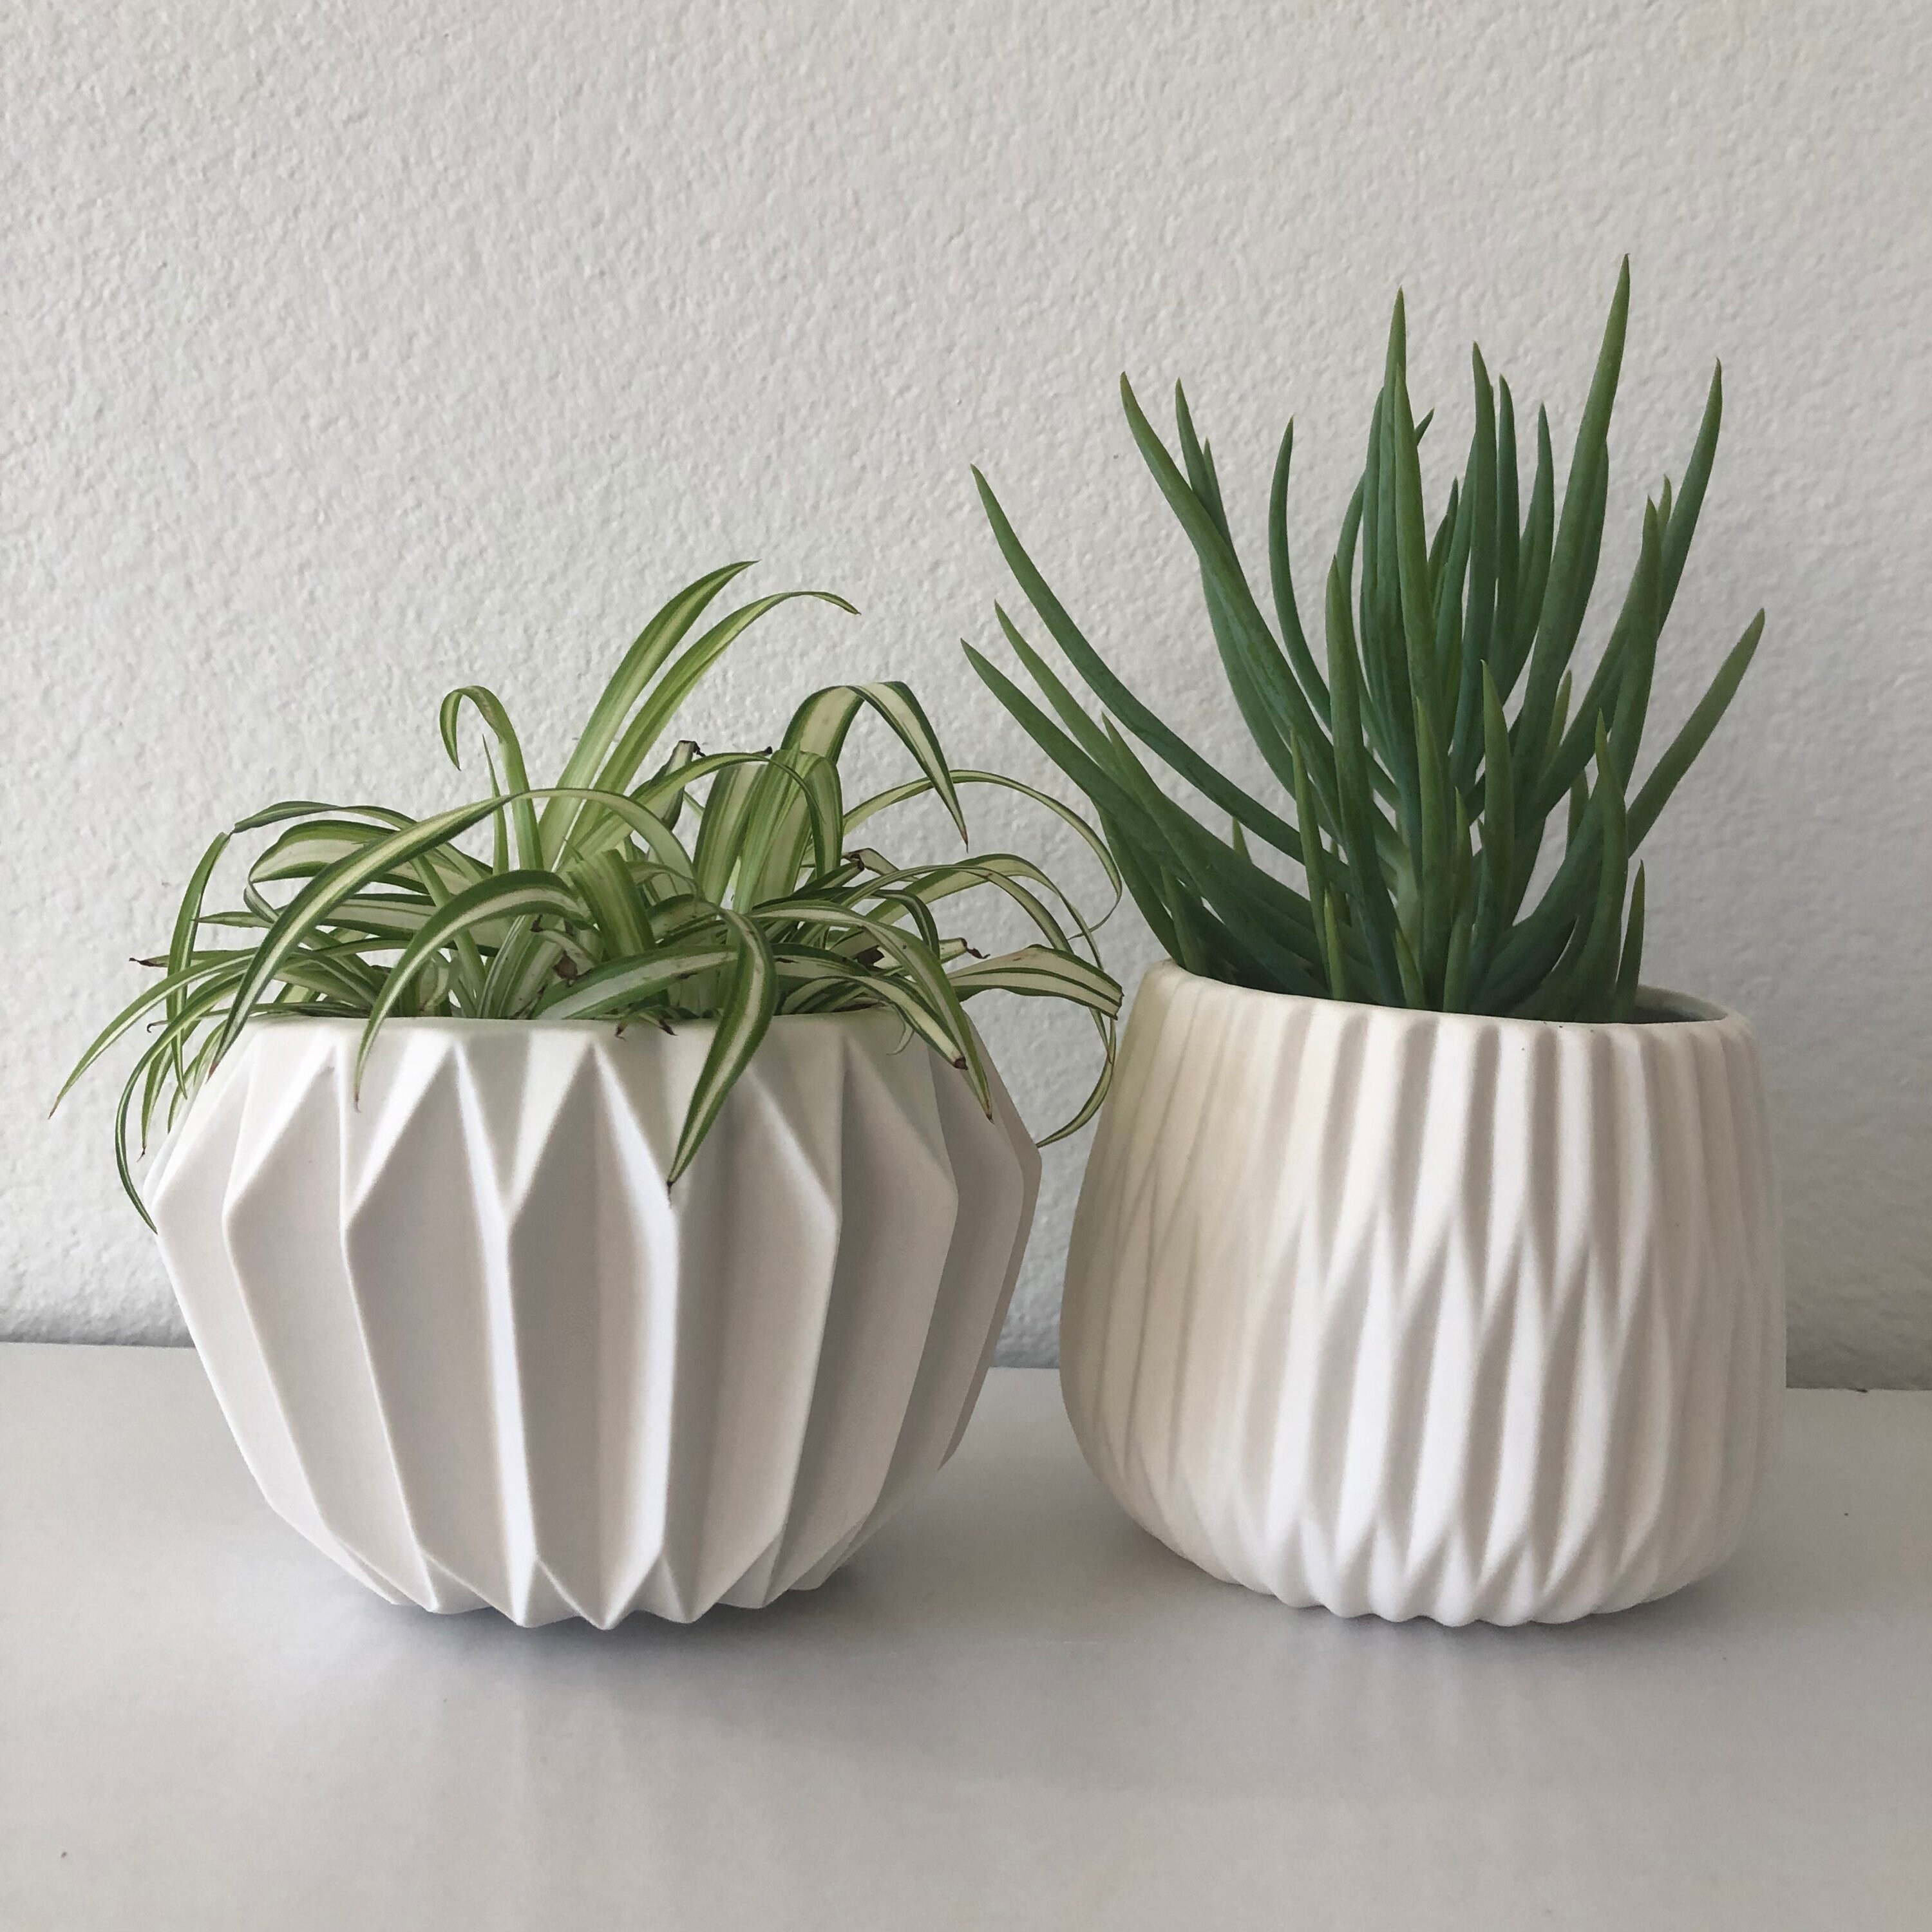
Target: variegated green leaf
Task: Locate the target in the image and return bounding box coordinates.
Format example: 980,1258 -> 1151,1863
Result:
66,567 -> 1121,1212
354,870 -> 589,1089
665,911 -> 778,1182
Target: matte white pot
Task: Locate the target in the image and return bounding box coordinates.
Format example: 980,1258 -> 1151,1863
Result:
148,1012 -> 1039,1627
1061,962 -> 1783,1626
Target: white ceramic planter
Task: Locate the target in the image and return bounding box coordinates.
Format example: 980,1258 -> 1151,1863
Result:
1061,963 -> 1783,1626
148,1011 -> 1039,1627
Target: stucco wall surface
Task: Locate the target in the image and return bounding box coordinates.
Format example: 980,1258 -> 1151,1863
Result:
6,2 -> 1928,1382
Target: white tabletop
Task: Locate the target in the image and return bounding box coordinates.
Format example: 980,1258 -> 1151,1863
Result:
2,1345 -> 1928,1930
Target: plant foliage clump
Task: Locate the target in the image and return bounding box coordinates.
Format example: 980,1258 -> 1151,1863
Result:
969,261 -> 1763,1022
64,565 -> 1121,1219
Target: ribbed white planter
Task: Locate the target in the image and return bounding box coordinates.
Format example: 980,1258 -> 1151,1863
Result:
148,1012 -> 1039,1627
1061,963 -> 1784,1626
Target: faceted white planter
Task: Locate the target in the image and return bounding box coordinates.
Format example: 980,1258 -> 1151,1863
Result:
1061,962 -> 1784,1627
148,1012 -> 1039,1627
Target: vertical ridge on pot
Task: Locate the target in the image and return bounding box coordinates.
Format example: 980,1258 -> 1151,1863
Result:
1059,963 -> 1784,1626
743,1034 -> 954,1605
226,1034 -> 437,1608
345,1032 -> 516,1616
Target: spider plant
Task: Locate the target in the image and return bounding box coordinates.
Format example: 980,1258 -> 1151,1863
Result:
61,563 -> 1121,1222
968,261 -> 1763,1022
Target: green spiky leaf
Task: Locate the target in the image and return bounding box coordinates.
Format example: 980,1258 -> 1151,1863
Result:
973,261 -> 1760,1024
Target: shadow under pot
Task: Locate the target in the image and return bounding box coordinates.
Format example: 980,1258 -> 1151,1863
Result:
149,1010 -> 1039,1628
1059,960 -> 1783,1627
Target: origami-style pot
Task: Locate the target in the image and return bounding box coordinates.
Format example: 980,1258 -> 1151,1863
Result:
149,1012 -> 1038,1627
1060,962 -> 1783,1626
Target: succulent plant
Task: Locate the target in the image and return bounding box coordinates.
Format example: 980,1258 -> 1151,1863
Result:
969,261 -> 1763,1023
62,565 -> 1121,1217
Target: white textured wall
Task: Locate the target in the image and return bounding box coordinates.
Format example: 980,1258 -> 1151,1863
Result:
6,2 -> 1928,1383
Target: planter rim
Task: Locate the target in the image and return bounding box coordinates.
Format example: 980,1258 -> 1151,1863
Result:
1139,958 -> 1748,1037
225,1007 -> 916,1043
147,1004 -> 1012,1204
